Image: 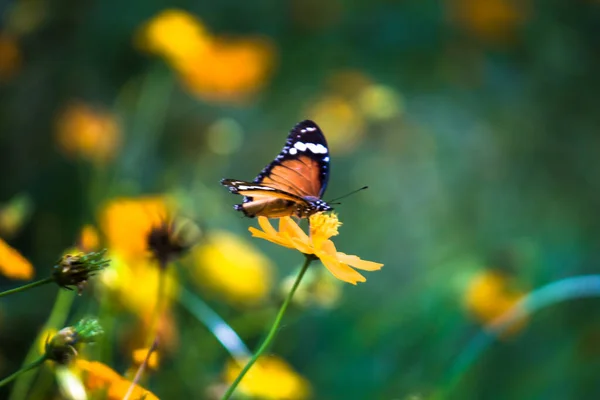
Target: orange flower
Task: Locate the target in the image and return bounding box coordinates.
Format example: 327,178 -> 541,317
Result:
223,355 -> 310,400
75,359 -> 159,400
249,213 -> 383,285
55,102 -> 121,164
136,9 -> 275,103
176,37 -> 275,103
0,237 -> 34,279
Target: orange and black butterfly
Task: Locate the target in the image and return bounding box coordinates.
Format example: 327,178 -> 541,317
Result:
221,120 -> 332,218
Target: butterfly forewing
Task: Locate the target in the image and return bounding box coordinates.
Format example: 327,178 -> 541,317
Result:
253,120 -> 330,198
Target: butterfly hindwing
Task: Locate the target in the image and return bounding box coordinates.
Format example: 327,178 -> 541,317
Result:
221,120 -> 332,218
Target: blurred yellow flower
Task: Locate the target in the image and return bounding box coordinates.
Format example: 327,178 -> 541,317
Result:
224,355 -> 310,400
177,37 -> 275,103
55,102 -> 121,164
98,197 -> 183,321
136,9 -> 275,103
191,230 -> 272,305
0,33 -> 21,81
132,347 -> 160,370
463,270 -> 527,335
281,267 -> 342,308
78,224 -> 99,252
100,197 -> 169,261
0,237 -> 34,279
100,253 -> 178,323
306,94 -> 364,155
250,213 -> 383,285
448,0 -> 528,44
136,9 -> 210,63
75,359 -> 159,400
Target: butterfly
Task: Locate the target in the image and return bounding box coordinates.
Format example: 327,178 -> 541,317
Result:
221,120 -> 333,218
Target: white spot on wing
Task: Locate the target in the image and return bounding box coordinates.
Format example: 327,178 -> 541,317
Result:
289,148 -> 298,155
294,142 -> 307,151
305,143 -> 328,154
323,156 -> 329,162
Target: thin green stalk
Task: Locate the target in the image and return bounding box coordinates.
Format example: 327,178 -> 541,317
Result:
221,256 -> 313,400
122,262 -> 167,400
0,356 -> 47,388
122,338 -> 159,400
437,274 -> 600,399
0,277 -> 54,298
10,290 -> 75,400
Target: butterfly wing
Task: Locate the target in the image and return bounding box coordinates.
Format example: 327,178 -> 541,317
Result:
220,179 -> 307,218
221,120 -> 331,218
254,120 -> 330,198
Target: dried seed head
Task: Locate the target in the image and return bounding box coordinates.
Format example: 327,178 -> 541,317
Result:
52,250 -> 110,294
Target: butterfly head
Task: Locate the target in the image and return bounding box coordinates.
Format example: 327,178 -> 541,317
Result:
296,196 -> 333,218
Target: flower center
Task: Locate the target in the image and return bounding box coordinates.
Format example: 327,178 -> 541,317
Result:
309,212 -> 342,239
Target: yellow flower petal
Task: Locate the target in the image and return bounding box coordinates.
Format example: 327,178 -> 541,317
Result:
279,217 -> 309,243
75,359 -> 159,400
320,254 -> 366,285
0,237 -> 34,280
257,216 -> 278,237
290,237 -> 314,255
336,252 -> 384,271
248,227 -> 294,249
248,214 -> 382,284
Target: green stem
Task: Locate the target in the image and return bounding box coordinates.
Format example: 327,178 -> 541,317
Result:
0,356 -> 47,388
0,277 -> 54,298
221,256 -> 312,400
10,290 -> 75,400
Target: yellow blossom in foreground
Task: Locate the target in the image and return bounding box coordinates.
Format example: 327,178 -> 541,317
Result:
0,237 -> 34,279
191,231 -> 272,305
463,270 -> 527,335
55,102 -> 121,164
224,355 -> 310,400
75,359 -> 159,400
250,213 -> 383,285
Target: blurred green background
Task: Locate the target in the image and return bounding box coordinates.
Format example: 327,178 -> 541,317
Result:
2,0 -> 600,399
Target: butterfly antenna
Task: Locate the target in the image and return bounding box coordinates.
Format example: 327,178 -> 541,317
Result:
327,186 -> 369,204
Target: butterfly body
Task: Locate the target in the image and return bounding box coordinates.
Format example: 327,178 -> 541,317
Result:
221,120 -> 332,218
